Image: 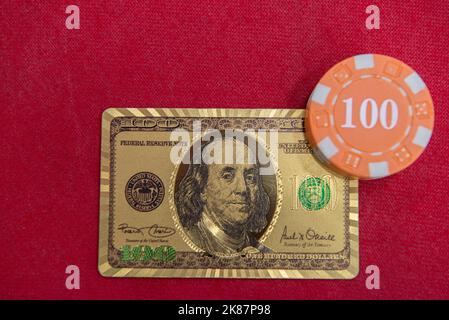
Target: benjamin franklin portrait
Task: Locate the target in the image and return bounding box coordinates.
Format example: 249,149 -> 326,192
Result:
175,135 -> 272,255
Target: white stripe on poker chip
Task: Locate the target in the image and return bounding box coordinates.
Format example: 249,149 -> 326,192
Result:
335,134 -> 344,144
343,80 -> 352,88
317,136 -> 339,160
404,72 -> 426,94
369,161 -> 389,178
412,126 -> 432,148
390,142 -> 400,151
370,152 -> 383,156
354,54 -> 374,70
311,83 -> 331,105
404,125 -> 411,137
332,95 -> 338,106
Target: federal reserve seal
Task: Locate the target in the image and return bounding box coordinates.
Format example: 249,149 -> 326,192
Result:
125,172 -> 165,212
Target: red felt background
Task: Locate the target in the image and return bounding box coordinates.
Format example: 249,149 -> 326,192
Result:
1,1 -> 448,300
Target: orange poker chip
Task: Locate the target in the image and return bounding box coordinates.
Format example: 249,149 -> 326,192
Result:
306,54 -> 434,179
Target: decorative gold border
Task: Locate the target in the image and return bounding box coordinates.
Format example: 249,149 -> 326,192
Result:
98,108 -> 359,279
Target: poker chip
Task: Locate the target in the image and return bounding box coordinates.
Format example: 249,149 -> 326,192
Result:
306,54 -> 434,179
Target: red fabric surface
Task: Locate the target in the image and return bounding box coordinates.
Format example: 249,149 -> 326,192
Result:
1,1 -> 449,300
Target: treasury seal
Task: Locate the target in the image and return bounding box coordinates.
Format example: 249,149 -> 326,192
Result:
125,172 -> 165,212
298,177 -> 330,211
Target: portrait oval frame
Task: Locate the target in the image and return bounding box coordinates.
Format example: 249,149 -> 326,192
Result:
169,130 -> 283,258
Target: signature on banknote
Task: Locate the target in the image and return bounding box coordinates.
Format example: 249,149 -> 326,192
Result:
117,223 -> 176,238
280,226 -> 336,243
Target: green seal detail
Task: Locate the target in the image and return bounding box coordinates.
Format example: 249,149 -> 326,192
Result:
153,245 -> 177,262
298,177 -> 331,211
121,245 -> 176,262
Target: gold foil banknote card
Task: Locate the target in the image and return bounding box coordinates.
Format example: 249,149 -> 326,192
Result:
98,108 -> 359,279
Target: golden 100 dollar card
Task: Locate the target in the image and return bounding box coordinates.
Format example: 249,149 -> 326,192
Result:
98,108 -> 359,279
